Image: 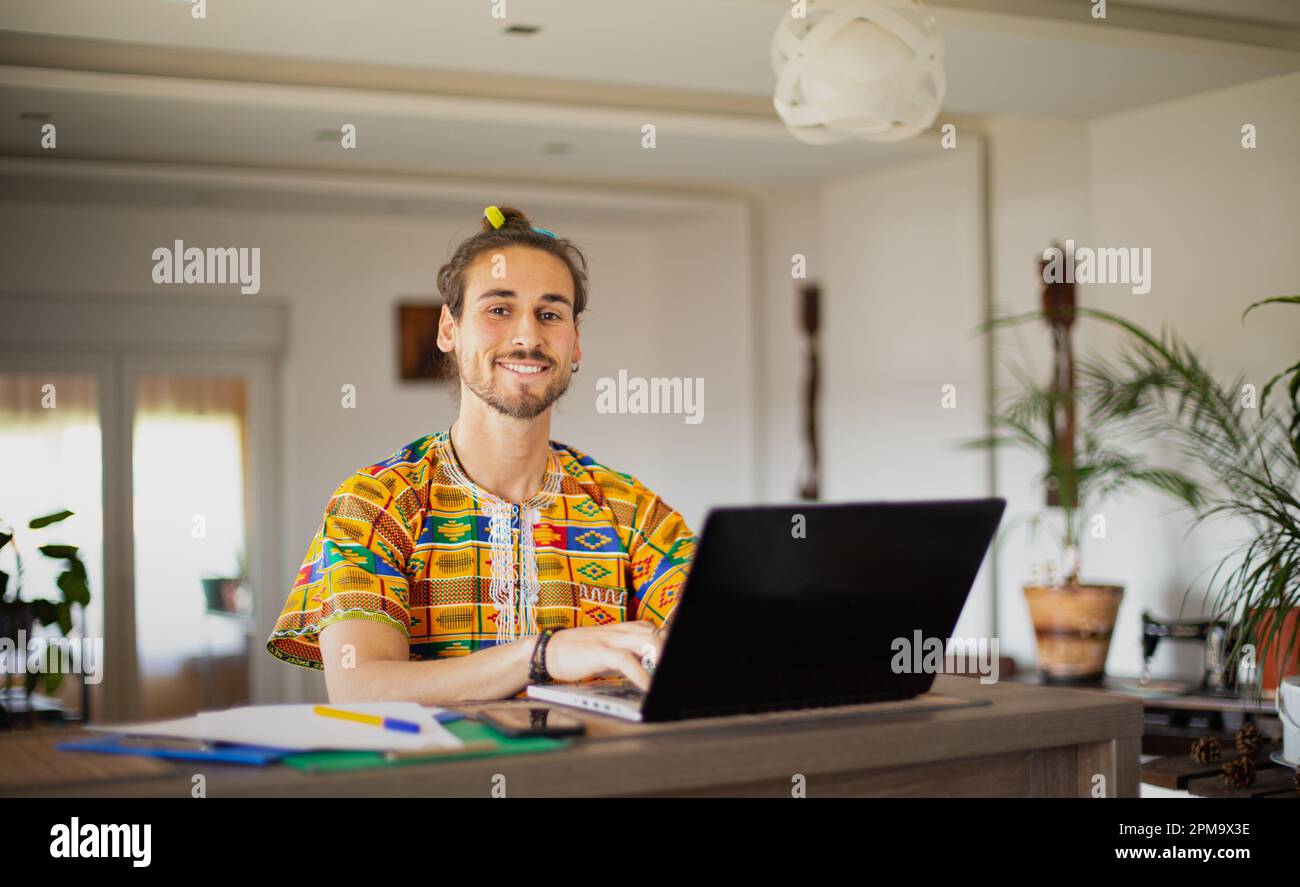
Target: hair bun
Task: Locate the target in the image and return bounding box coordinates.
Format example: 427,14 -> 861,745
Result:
482,204 -> 533,234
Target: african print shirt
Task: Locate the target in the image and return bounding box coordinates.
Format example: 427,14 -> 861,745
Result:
267,430 -> 696,670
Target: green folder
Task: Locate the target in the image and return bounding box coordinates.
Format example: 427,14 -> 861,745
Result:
280,719 -> 569,773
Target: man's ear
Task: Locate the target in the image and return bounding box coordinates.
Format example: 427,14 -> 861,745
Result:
571,318 -> 582,367
436,304 -> 457,354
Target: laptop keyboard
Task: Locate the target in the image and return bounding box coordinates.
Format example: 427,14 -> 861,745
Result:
600,686 -> 647,699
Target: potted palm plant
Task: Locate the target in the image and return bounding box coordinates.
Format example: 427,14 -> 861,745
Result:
971,265 -> 1203,682
967,341 -> 1204,682
1080,296 -> 1300,695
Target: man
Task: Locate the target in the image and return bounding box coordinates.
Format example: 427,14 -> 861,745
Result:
267,205 -> 695,705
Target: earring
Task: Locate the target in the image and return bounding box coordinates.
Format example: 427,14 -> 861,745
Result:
571,362 -> 580,373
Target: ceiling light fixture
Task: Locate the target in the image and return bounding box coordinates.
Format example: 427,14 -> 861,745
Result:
771,0 -> 946,144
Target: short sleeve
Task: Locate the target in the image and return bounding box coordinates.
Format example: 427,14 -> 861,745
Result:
266,470 -> 419,670
627,490 -> 696,629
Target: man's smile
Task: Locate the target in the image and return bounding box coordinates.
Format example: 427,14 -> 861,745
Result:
496,359 -> 551,377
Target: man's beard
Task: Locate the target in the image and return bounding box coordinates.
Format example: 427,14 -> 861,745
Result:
458,350 -> 572,419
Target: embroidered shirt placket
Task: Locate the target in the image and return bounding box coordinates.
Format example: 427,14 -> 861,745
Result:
439,435 -> 558,648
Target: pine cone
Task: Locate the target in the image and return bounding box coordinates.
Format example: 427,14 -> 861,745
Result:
1221,755 -> 1256,789
1235,721 -> 1263,756
1190,736 -> 1221,764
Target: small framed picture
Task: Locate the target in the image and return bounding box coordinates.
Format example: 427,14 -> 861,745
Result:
398,302 -> 453,381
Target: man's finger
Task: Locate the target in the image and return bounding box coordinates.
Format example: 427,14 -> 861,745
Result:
609,648 -> 652,691
605,631 -> 663,662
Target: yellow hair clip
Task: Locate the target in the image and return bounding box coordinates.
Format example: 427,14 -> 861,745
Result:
484,205 -> 505,229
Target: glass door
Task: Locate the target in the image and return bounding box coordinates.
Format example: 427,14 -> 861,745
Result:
0,359 -> 110,725
0,352 -> 276,724
129,371 -> 254,718
1,291 -> 284,726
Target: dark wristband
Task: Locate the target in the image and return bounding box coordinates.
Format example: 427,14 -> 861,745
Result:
528,629 -> 556,683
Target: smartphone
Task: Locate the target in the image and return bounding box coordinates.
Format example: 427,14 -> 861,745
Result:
478,706 -> 586,738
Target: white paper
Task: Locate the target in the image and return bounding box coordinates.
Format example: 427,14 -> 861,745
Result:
88,703 -> 464,752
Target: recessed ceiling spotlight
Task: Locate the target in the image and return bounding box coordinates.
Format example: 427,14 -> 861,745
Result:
503,24 -> 542,35
19,111 -> 51,122
542,141 -> 575,156
313,128 -> 342,142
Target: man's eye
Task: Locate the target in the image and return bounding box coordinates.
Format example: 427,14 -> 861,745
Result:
487,305 -> 562,320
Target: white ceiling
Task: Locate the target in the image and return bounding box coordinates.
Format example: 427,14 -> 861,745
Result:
0,0 -> 1297,194
2,0 -> 1298,104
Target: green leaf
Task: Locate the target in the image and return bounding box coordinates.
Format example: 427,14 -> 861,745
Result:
65,556 -> 87,580
1259,359 -> 1300,410
30,599 -> 58,627
0,531 -> 11,550
1128,468 -> 1204,509
38,544 -> 78,560
29,510 -> 74,529
55,601 -> 72,635
1241,295 -> 1300,322
0,570 -> 8,601
57,571 -> 90,607
959,434 -> 1020,451
43,669 -> 64,695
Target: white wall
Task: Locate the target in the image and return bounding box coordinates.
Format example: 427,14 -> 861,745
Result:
746,184 -> 823,503
817,148 -> 986,502
573,209 -> 756,519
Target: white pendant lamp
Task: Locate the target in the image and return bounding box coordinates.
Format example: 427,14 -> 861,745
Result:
771,0 -> 947,144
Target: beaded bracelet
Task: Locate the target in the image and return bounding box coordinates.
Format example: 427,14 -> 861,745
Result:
528,628 -> 556,683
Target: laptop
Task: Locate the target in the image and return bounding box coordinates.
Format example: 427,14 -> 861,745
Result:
526,498 -> 1005,722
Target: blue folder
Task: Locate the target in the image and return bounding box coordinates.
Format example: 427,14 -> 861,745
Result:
56,734 -> 299,766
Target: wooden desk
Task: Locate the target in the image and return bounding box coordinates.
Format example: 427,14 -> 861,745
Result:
1009,672 -> 1284,756
1,676 -> 1142,798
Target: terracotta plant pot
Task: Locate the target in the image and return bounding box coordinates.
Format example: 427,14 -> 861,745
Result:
1251,607 -> 1300,693
1024,582 -> 1124,682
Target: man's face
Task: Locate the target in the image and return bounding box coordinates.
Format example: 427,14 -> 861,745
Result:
438,246 -> 582,420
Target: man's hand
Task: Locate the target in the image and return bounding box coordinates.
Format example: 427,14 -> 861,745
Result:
543,619 -> 666,691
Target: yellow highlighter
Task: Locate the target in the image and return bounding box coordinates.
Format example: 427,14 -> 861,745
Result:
313,705 -> 422,734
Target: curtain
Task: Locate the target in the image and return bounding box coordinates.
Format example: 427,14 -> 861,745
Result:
0,373 -> 98,425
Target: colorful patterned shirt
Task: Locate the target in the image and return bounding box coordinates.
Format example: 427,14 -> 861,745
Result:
267,430 -> 696,670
